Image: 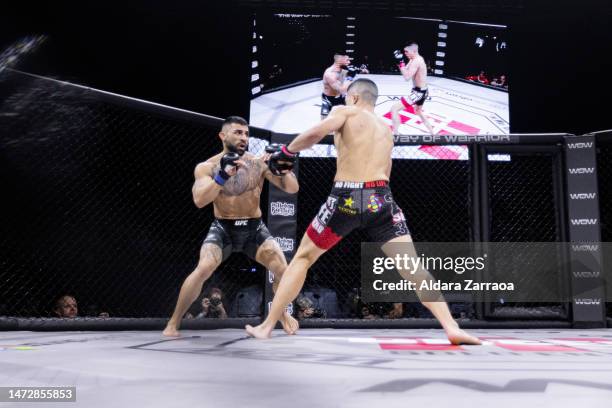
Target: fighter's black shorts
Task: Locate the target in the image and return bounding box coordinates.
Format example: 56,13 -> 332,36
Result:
321,93 -> 346,117
401,86 -> 429,107
203,218 -> 273,262
306,180 -> 410,250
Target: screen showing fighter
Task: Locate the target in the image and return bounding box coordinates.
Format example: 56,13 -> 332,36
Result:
249,14 -> 509,136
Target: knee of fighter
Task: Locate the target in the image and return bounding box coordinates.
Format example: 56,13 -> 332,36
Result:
261,244 -> 278,258
194,263 -> 214,280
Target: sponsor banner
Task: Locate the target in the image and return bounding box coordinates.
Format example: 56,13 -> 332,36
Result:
267,302 -> 293,316
264,134 -> 299,315
392,134 -> 514,144
569,193 -> 597,200
274,236 -> 295,252
564,135 -> 604,322
270,201 -> 295,217
566,141 -> 594,149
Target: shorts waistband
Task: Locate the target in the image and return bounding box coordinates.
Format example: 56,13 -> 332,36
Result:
333,180 -> 389,189
216,218 -> 262,227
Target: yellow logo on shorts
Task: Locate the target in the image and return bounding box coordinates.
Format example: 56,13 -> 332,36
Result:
339,196 -> 357,215
367,194 -> 384,213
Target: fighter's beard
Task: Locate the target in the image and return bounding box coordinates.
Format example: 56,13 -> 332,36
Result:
225,142 -> 246,156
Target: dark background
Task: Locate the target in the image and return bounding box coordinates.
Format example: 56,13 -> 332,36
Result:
253,14 -> 441,95
256,13 -> 345,91
444,22 -> 509,81
356,17 -> 439,74
1,0 -> 611,134
1,0 -> 609,319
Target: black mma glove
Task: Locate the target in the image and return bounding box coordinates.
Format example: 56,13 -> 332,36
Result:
268,145 -> 298,176
393,49 -> 406,69
265,143 -> 282,154
345,65 -> 359,81
214,152 -> 240,186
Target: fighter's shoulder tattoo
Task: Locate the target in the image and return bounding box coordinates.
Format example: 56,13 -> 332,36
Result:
215,155 -> 264,196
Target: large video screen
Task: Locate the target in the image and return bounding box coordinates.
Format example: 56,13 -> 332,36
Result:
249,14 -> 509,136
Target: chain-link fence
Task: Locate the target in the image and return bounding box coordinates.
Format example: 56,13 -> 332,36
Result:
296,148 -> 473,319
2,69 -> 599,328
0,70 -> 265,319
483,148 -> 567,319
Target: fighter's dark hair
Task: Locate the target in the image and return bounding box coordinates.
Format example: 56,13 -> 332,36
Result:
347,78 -> 379,105
54,294 -> 76,310
209,287 -> 223,297
222,116 -> 248,128
404,41 -> 419,49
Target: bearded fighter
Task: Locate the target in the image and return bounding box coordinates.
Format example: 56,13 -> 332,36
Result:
163,116 -> 300,337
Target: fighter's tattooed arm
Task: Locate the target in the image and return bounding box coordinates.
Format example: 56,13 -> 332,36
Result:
216,158 -> 263,196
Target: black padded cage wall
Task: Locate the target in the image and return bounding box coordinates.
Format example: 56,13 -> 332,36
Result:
595,131 -> 612,319
294,149 -> 473,320
479,145 -> 568,320
1,70 -> 607,331
286,135 -> 571,323
0,70 -> 271,321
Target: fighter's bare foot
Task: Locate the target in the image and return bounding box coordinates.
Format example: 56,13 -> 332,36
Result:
280,312 -> 299,335
162,326 -> 181,337
446,327 -> 481,345
245,324 -> 272,339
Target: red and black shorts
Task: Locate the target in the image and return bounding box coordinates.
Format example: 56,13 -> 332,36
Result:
401,86 -> 428,107
321,93 -> 346,117
306,180 -> 410,250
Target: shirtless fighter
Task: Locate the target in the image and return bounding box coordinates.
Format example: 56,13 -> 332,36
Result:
163,116 -> 300,337
321,53 -> 358,119
246,80 -> 481,345
391,42 -> 435,135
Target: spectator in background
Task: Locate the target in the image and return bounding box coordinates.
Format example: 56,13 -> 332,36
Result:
426,60 -> 433,74
388,303 -> 403,319
358,56 -> 370,74
490,75 -> 508,88
359,302 -> 403,319
53,295 -> 78,318
295,294 -> 326,319
361,304 -> 377,320
54,295 -> 110,318
196,287 -> 227,319
375,58 -> 386,73
477,71 -> 489,85
83,303 -> 110,318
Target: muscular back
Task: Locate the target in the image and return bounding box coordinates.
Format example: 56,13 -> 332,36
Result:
333,106 -> 394,182
207,152 -> 266,219
410,56 -> 428,89
323,66 -> 345,97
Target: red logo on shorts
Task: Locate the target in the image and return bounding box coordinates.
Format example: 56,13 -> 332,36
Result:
306,224 -> 342,250
364,180 -> 387,188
